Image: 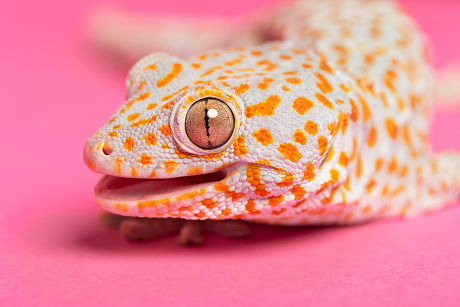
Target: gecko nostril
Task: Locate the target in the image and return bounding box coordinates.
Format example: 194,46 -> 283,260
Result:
102,144 -> 113,156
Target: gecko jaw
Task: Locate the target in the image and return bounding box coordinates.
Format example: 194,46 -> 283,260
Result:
94,167 -> 228,206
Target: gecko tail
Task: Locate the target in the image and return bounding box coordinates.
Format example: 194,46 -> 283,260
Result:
85,6 -> 259,68
435,63 -> 460,109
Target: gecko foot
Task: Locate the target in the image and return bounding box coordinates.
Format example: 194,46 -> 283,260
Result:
100,212 -> 251,245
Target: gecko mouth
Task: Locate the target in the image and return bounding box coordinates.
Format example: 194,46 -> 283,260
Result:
94,168 -> 228,203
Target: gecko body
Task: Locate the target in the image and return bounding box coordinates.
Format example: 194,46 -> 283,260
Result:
84,0 -> 460,237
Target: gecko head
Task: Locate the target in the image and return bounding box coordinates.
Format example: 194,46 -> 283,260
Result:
84,45 -> 350,220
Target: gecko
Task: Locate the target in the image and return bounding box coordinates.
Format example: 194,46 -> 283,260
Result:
84,0 -> 460,245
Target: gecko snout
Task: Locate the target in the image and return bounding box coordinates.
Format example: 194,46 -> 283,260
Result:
84,136 -> 116,173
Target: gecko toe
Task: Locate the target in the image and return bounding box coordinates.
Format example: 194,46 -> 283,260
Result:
176,221 -> 205,245
120,218 -> 182,242
205,220 -> 251,238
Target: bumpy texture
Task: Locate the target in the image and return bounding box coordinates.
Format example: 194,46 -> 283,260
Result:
84,0 -> 460,225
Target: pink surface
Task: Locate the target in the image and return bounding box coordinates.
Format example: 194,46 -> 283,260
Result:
1,0 -> 460,306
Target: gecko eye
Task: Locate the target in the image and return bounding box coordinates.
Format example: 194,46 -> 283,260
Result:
185,98 -> 235,150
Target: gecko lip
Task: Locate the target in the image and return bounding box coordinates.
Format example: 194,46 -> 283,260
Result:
94,168 -> 228,203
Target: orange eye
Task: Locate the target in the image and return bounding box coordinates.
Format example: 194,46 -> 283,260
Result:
185,98 -> 235,150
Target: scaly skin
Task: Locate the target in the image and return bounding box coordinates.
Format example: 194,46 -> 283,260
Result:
84,0 -> 460,243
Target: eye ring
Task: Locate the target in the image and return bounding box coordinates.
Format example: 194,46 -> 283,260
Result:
170,89 -> 243,155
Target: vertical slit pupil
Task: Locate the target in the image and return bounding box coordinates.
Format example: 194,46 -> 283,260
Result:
204,107 -> 211,137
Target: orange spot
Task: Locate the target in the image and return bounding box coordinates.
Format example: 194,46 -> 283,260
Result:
318,136 -> 328,156
123,137 -> 135,151
159,125 -> 171,136
245,95 -> 281,118
130,115 -> 157,128
256,59 -> 278,71
315,92 -> 334,109
233,83 -> 250,95
164,160 -> 178,174
245,199 -> 260,214
130,167 -> 138,176
358,94 -> 371,122
214,181 -> 245,200
246,164 -> 269,196
137,81 -> 146,90
292,96 -> 314,115
200,65 -> 222,78
365,179 -> 376,194
225,55 -> 245,66
388,156 -> 398,173
304,120 -> 318,135
146,103 -> 158,110
143,64 -> 157,71
349,98 -> 359,122
281,85 -> 290,91
252,128 -> 274,146
175,188 -> 206,202
339,152 -> 349,167
268,195 -> 284,206
137,198 -> 171,210
257,77 -> 275,90
142,133 -> 157,146
314,72 -> 333,94
114,157 -> 123,175
324,146 -> 334,163
190,63 -> 201,69
302,162 -> 315,181
250,50 -> 262,56
127,113 -> 140,122
139,154 -> 153,165
375,157 -> 383,171
327,121 -> 340,136
120,92 -> 151,114
367,126 -> 377,147
330,169 -> 340,182
339,112 -> 349,134
278,143 -> 302,162
293,130 -> 307,145
106,131 -> 117,137
356,154 -> 362,178
285,77 -> 302,85
161,85 -> 189,102
339,83 -> 350,92
202,198 -> 218,209
319,57 -> 333,74
385,118 -> 398,139
384,70 -> 397,92
290,185 -> 306,200
279,54 -> 292,60
113,203 -> 128,213
276,170 -> 294,187
186,166 -> 203,176
157,63 -> 182,88
233,136 -> 248,156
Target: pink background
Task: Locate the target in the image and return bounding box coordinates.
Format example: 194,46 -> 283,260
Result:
1,0 -> 460,306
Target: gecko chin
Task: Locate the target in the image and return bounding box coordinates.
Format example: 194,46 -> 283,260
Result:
94,167 -> 229,208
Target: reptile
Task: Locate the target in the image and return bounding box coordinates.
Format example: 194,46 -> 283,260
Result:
84,0 -> 460,244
